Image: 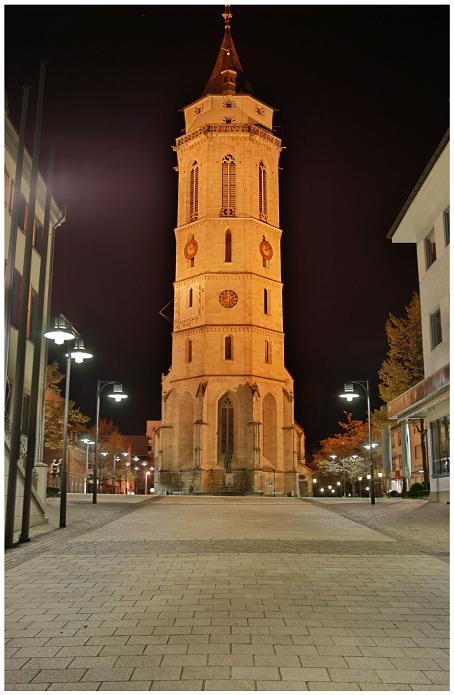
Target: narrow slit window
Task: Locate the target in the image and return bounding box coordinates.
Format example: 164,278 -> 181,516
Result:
186,339 -> 192,363
225,229 -> 232,262
265,340 -> 272,364
189,161 -> 199,222
225,335 -> 233,360
264,288 -> 270,315
188,288 -> 193,308
259,161 -> 267,221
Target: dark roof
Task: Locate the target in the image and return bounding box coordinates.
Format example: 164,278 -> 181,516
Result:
386,130 -> 450,240
202,17 -> 252,96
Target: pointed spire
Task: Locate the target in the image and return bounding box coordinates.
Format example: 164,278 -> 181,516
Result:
202,5 -> 252,97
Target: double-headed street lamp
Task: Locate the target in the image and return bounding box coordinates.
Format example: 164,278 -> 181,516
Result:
340,380 -> 375,505
43,315 -> 93,527
93,381 -> 128,504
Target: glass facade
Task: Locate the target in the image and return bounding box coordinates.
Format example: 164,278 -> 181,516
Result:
431,416 -> 450,476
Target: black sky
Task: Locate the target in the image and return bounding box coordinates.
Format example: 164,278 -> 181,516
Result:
5,5 -> 449,451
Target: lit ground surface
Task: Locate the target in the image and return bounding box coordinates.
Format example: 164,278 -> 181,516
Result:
5,496 -> 449,691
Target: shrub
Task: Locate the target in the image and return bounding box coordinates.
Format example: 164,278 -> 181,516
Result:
388,490 -> 400,497
408,482 -> 429,498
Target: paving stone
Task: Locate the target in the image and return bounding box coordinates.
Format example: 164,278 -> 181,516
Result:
81,667 -> 133,682
204,679 -> 255,690
4,670 -> 40,684
5,685 -> 52,691
115,655 -> 163,667
281,667 -> 331,681
359,686 -> 411,691
31,669 -> 87,683
98,683 -> 152,691
150,681 -> 203,690
70,656 -> 117,669
308,684 -> 360,691
327,669 -> 381,683
423,670 -> 450,684
376,669 -> 432,684
131,666 -> 182,680
47,683 -> 101,691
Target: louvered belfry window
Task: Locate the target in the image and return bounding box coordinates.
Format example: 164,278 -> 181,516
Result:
221,154 -> 236,217
190,161 -> 199,222
259,161 -> 267,221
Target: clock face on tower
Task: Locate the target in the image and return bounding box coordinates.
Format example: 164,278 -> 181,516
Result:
184,237 -> 198,259
260,238 -> 273,260
219,290 -> 238,308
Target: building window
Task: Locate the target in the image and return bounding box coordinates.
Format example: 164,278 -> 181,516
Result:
443,208 -> 450,246
221,154 -> 236,216
415,444 -> 422,459
259,161 -> 267,221
18,194 -> 28,231
430,308 -> 442,349
20,394 -> 30,435
264,288 -> 270,315
225,229 -> 232,262
397,429 -> 401,446
219,394 -> 234,455
11,269 -> 23,329
27,288 -> 38,339
430,416 -> 450,476
424,229 -> 436,269
265,340 -> 272,364
185,339 -> 192,363
189,161 -> 199,222
224,335 -> 233,360
33,219 -> 44,256
8,180 -> 15,212
188,287 -> 193,308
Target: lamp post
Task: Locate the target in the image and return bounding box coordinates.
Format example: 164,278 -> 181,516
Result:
145,469 -> 151,495
358,476 -> 362,497
93,381 -> 128,504
112,455 -> 121,494
312,478 -> 317,497
43,315 -> 93,527
80,437 -> 95,494
340,380 -> 375,505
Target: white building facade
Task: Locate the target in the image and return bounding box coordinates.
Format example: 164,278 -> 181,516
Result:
156,10 -> 300,495
387,133 -> 449,502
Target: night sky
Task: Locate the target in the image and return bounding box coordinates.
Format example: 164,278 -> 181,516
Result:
5,4 -> 449,452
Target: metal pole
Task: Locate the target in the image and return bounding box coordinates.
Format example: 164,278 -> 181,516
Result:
93,380 -> 100,504
343,460 -> 346,498
112,456 -> 116,494
5,64 -> 47,549
60,349 -> 71,528
84,443 -> 89,494
366,379 -> 375,505
5,85 -> 30,390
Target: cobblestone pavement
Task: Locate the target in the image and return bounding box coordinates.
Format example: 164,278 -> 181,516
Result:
5,496 -> 449,691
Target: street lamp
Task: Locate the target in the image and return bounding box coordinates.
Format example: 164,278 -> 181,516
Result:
44,314 -> 93,527
358,476 -> 362,497
340,380 -> 375,505
312,478 -> 317,497
145,469 -> 151,495
93,381 -> 128,504
80,437 -> 95,494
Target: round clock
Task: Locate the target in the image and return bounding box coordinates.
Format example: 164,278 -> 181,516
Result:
219,290 -> 238,308
259,238 -> 273,261
184,237 -> 198,260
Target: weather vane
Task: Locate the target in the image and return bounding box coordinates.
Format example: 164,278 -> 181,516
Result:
222,4 -> 232,29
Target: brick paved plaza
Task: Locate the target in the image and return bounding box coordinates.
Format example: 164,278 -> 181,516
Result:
5,496 -> 449,691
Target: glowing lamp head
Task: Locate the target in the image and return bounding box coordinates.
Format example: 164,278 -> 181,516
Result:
81,438 -> 95,445
108,383 -> 128,402
66,338 -> 93,363
100,451 -> 108,457
312,478 -> 317,484
378,472 -> 383,478
339,382 -> 359,401
358,476 -> 362,481
336,481 -> 341,486
44,316 -> 75,345
329,454 -> 337,460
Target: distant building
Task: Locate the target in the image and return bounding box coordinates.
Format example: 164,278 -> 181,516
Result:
5,112 -> 64,533
386,132 -> 449,502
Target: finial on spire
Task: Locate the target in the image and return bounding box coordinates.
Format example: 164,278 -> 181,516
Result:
222,4 -> 232,29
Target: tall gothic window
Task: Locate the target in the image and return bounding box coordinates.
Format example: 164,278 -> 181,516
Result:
225,229 -> 232,262
189,161 -> 199,222
219,394 -> 234,455
224,335 -> 233,360
259,161 -> 267,221
221,154 -> 236,216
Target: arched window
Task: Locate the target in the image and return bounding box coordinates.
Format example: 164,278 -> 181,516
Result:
225,229 -> 232,262
221,154 -> 236,216
259,161 -> 267,221
190,161 -> 199,222
225,335 -> 233,360
219,394 -> 234,455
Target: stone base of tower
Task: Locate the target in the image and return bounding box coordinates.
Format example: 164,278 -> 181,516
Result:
155,467 -> 299,497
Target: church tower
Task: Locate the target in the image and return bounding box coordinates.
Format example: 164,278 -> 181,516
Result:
157,6 -> 299,496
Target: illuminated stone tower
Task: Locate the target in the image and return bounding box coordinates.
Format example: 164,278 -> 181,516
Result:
157,6 -> 298,495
